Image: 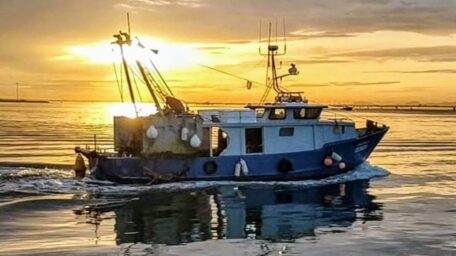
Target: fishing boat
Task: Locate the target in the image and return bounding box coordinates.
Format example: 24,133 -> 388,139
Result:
75,25 -> 388,184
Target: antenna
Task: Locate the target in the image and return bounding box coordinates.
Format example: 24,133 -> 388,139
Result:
283,17 -> 287,54
127,13 -> 131,35
258,19 -> 262,54
268,22 -> 272,52
275,17 -> 278,45
258,18 -> 303,104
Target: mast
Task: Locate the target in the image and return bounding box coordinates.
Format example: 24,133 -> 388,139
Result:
259,20 -> 303,103
111,13 -> 185,115
113,29 -> 139,117
136,60 -> 164,115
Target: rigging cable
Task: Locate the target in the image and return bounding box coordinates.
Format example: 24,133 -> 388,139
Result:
130,65 -> 144,103
145,70 -> 167,101
149,59 -> 174,97
198,64 -> 267,88
112,62 -> 124,102
131,65 -> 166,103
237,56 -> 267,76
111,46 -> 125,102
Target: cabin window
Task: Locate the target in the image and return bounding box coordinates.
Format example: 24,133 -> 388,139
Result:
279,127 -> 294,137
293,108 -> 306,119
269,108 -> 286,120
255,108 -> 266,118
245,128 -> 263,153
293,108 -> 322,119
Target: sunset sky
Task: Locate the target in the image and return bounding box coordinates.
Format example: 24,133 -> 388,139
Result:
1,0 -> 456,104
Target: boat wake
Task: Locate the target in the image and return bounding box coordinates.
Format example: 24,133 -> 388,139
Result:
149,162 -> 389,191
0,163 -> 388,197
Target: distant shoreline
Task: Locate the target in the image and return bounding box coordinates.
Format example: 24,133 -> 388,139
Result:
0,162 -> 72,170
1,99 -> 455,113
0,98 -> 49,104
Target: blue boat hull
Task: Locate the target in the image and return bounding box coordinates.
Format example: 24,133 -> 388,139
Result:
90,127 -> 388,184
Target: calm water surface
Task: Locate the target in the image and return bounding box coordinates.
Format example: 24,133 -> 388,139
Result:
0,102 -> 455,255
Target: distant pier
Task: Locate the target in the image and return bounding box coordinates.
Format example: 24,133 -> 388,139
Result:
186,102 -> 456,113
331,104 -> 456,112
0,98 -> 49,104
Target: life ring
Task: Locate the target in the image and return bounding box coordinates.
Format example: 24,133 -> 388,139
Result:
277,159 -> 293,173
203,161 -> 218,175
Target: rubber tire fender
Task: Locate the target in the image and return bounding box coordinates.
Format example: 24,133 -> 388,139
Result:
203,160 -> 218,175
277,159 -> 293,174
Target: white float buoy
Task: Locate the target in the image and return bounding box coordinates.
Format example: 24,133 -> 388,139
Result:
190,134 -> 201,148
181,127 -> 189,141
331,152 -> 343,162
146,125 -> 158,139
239,158 -> 249,175
234,162 -> 241,176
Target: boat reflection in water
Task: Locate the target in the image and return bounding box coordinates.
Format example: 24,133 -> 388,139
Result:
80,180 -> 382,245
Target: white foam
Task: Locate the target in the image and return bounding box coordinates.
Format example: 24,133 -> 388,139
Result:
0,162 -> 388,196
147,162 -> 389,192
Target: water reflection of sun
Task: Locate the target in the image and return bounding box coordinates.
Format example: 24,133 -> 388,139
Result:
109,102 -> 157,118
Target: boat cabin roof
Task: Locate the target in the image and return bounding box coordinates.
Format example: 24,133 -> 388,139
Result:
198,102 -> 328,127
246,102 -> 328,109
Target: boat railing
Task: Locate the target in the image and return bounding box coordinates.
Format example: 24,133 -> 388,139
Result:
320,108 -> 389,138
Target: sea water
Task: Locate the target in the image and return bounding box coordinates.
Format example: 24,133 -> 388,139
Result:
0,102 -> 455,255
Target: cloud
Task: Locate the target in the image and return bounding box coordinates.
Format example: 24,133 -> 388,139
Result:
287,59 -> 352,65
375,86 -> 433,94
334,45 -> 456,62
289,81 -> 400,88
195,46 -> 230,51
0,80 -> 116,89
288,31 -> 356,39
375,69 -> 456,74
123,0 -> 205,9
114,0 -> 456,42
331,81 -> 400,86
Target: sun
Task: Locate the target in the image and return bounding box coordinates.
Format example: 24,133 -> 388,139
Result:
64,37 -> 206,70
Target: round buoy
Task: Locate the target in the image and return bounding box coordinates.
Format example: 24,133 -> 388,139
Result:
338,162 -> 347,171
239,158 -> 249,176
190,134 -> 202,148
234,162 -> 241,176
323,157 -> 333,168
278,159 -> 293,173
203,161 -> 218,175
181,127 -> 189,141
146,125 -> 158,139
